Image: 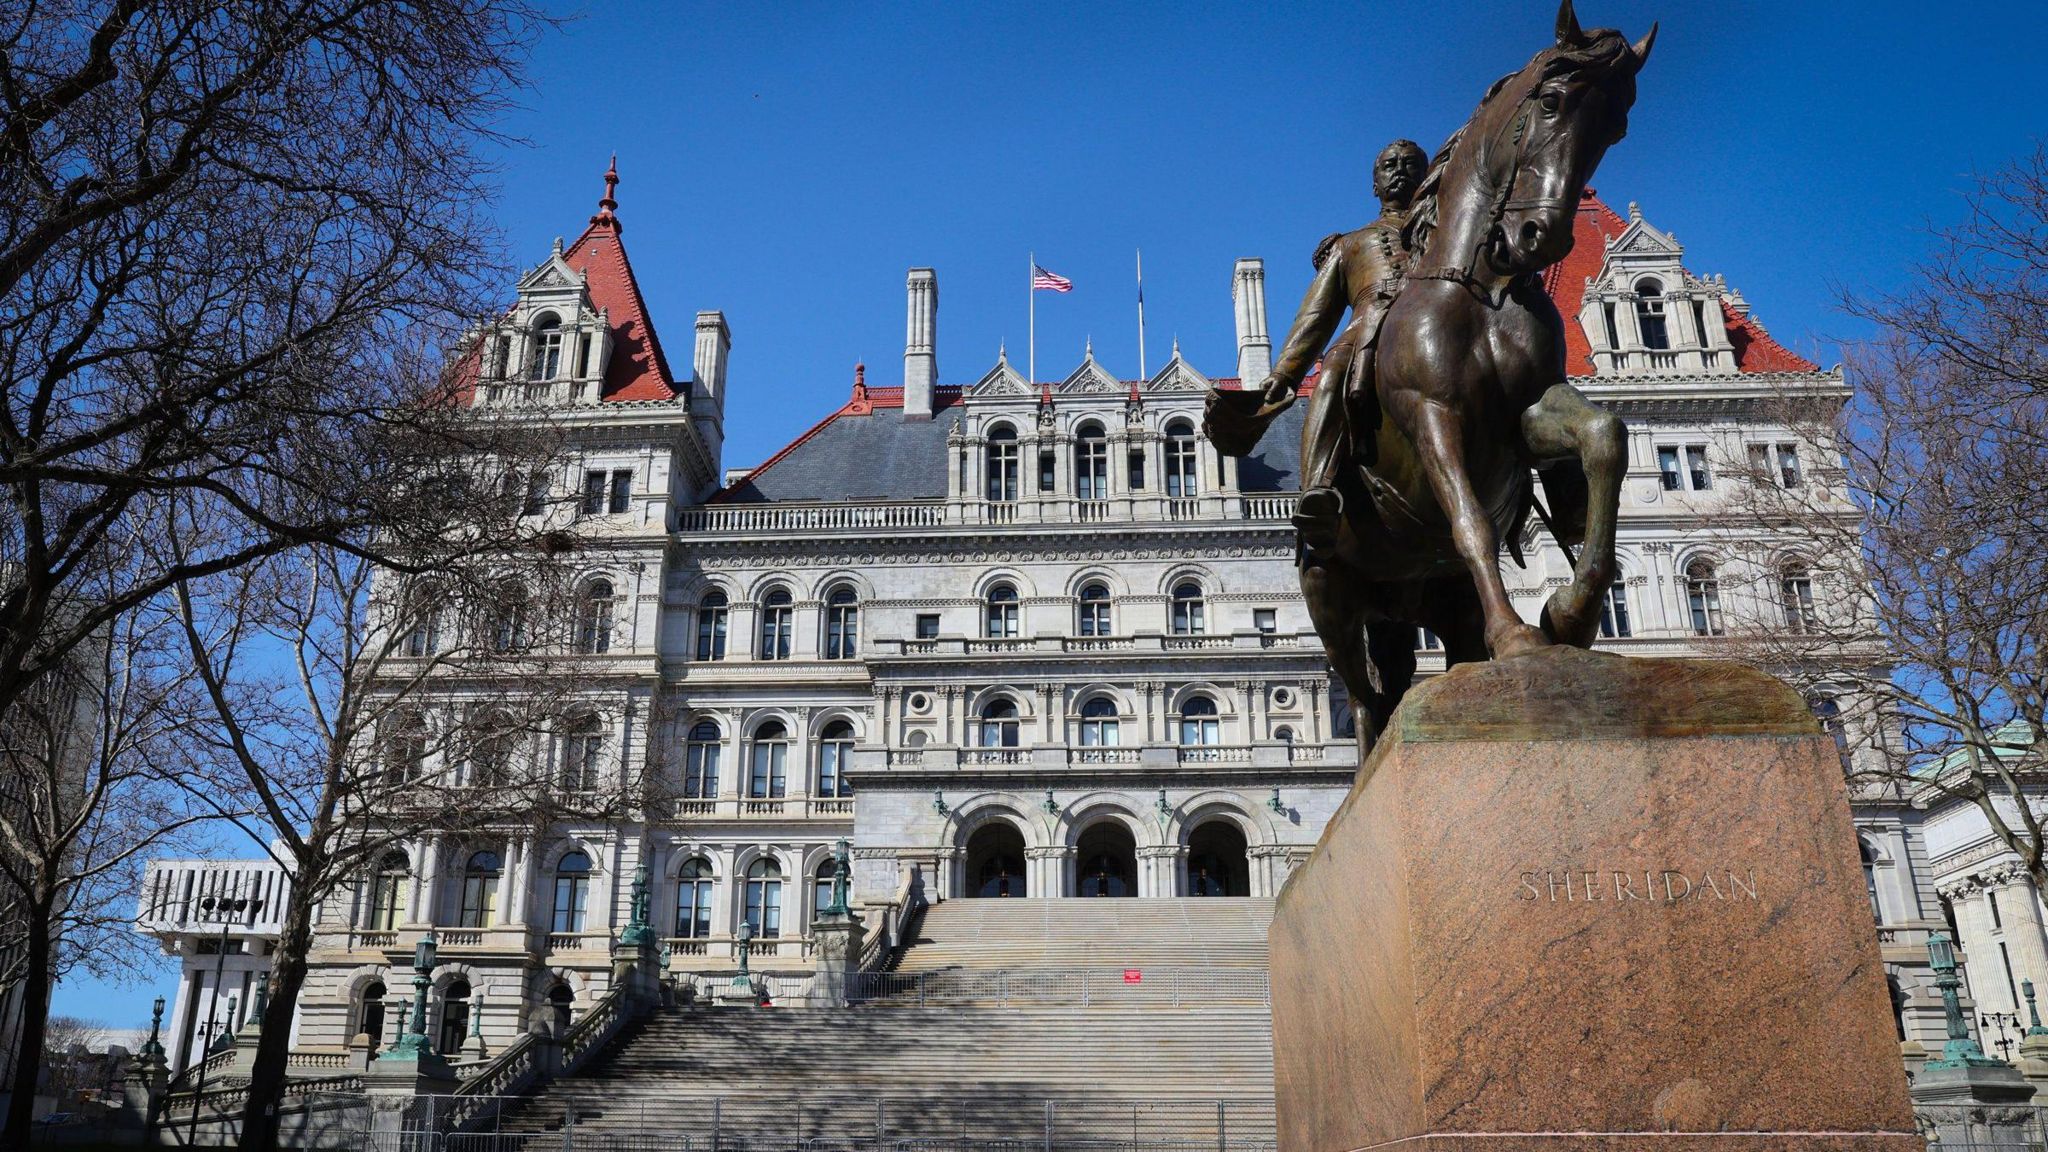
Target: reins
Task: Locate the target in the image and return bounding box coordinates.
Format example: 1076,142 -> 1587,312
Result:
1408,76 -> 1548,306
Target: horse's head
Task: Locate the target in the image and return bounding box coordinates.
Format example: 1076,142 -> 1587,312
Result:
1482,1 -> 1655,274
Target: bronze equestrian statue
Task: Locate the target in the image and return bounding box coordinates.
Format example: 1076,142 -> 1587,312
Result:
1206,0 -> 1655,756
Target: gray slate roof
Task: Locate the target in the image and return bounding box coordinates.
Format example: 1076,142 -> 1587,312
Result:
716,400 -> 1305,504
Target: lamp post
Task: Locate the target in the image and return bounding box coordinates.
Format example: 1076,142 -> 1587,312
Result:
733,918 -> 755,985
824,839 -> 853,920
1925,930 -> 2008,1069
379,929 -> 441,1060
187,885 -> 260,1145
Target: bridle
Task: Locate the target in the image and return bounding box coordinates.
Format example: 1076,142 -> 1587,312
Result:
1409,73 -> 1567,301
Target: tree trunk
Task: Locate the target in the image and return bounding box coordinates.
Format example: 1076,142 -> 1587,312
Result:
237,885 -> 317,1151
1,896 -> 54,1149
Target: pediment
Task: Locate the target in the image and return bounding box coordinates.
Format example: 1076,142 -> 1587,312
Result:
1059,353 -> 1123,394
516,242 -> 587,295
972,355 -> 1031,395
1603,216 -> 1682,260
1146,350 -> 1210,393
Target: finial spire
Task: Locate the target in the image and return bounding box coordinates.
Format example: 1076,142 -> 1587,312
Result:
591,155 -> 622,230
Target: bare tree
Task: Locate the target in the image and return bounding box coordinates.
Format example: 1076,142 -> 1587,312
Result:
0,594 -> 209,1141
39,1015 -> 115,1107
0,0 -> 549,756
166,394 -> 633,1149
1717,147 -> 2048,884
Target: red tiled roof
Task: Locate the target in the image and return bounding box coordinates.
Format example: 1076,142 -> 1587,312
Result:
1720,299 -> 1820,373
563,167 -> 680,401
1543,191 -> 1633,377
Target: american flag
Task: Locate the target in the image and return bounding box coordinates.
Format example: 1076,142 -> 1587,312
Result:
1032,265 -> 1073,293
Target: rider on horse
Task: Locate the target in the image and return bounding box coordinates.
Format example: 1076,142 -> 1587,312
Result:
1221,140 -> 1428,555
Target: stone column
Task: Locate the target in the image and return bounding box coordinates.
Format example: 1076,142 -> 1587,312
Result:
1995,872 -> 2048,1014
1139,845 -> 1184,898
1949,884 -> 2015,1014
1028,846 -> 1070,899
416,838 -> 442,927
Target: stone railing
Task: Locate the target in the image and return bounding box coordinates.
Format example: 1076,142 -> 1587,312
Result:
437,929 -> 484,948
658,796 -> 859,822
1240,494 -> 1296,520
1178,745 -> 1254,765
963,748 -> 1029,765
871,630 -> 1321,659
674,501 -> 948,533
1075,748 -> 1142,764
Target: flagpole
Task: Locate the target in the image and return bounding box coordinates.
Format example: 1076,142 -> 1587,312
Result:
1136,248 -> 1147,379
1028,251 -> 1036,385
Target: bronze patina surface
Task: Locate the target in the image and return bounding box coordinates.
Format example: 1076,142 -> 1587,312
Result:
1206,1 -> 1655,758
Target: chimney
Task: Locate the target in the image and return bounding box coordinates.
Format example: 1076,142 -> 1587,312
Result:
693,311 -> 730,411
1233,258 -> 1272,384
904,268 -> 937,419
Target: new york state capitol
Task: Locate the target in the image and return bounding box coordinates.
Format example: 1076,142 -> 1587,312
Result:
135,179 -> 1970,1079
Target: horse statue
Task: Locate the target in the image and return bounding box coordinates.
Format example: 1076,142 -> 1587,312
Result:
1206,1 -> 1655,757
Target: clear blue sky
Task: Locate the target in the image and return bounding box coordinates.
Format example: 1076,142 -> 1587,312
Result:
55,0 -> 2046,1027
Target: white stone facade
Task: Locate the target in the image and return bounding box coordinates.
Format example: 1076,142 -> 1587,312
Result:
135,187 -> 1954,1071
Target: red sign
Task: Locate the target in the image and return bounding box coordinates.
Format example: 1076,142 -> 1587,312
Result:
1123,969 -> 1143,983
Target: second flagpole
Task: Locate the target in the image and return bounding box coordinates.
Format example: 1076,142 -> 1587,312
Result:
1028,251 -> 1035,386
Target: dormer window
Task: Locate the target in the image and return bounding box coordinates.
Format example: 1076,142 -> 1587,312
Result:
529,312 -> 565,381
1633,280 -> 1669,351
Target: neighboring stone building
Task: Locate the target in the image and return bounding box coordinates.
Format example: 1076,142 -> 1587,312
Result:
135,173 -> 1954,1073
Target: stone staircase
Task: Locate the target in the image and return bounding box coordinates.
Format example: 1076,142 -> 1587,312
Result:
894,897 -> 1275,972
484,899 -> 1280,1148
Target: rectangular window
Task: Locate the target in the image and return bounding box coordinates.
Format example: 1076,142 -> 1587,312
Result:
915,613 -> 940,640
1691,299 -> 1708,349
1991,889 -> 2004,929
1748,444 -> 1771,480
1684,445 -> 1712,491
2003,941 -> 2021,1008
578,333 -> 594,378
523,471 -> 549,517
1656,447 -> 1682,492
608,470 -> 632,514
1777,444 -> 1802,488
1128,450 -> 1146,490
1038,451 -> 1056,493
1601,303 -> 1619,350
1416,628 -> 1443,652
582,471 -> 607,516
1254,609 -> 1277,634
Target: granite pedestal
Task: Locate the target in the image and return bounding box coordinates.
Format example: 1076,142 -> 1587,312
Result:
1270,647 -> 1917,1152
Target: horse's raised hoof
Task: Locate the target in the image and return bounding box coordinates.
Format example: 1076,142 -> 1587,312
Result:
1487,621 -> 1551,659
1539,584 -> 1603,649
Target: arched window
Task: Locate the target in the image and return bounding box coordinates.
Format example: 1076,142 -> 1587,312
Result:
1598,568 -> 1633,639
749,721 -> 788,798
816,720 -> 854,798
1274,726 -> 1295,745
1079,696 -> 1120,747
573,579 -> 614,655
469,717 -> 515,789
1165,421 -> 1199,498
1077,582 -> 1111,637
813,860 -> 839,922
458,851 -> 500,928
438,979 -> 470,1054
547,984 -> 573,1032
684,721 -> 721,799
528,312 -> 565,381
1075,423 -> 1108,500
986,425 -> 1019,502
366,851 -> 408,930
674,857 -> 714,939
1780,564 -> 1818,634
402,591 -> 444,659
824,587 -> 859,660
384,714 -> 428,786
1180,696 -> 1221,746
356,981 -> 386,1047
980,698 -> 1021,748
985,583 -> 1019,639
487,583 -> 531,654
1811,695 -> 1851,762
758,588 -> 793,660
695,590 -> 728,661
1171,581 -> 1206,635
559,715 -> 604,793
551,851 -> 591,933
1634,279 -> 1670,350
1685,560 -> 1723,636
745,858 -> 783,937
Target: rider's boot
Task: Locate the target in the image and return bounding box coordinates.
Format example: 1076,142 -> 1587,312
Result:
1293,487 -> 1343,555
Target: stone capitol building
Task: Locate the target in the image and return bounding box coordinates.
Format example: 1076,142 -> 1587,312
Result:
135,172 -> 1980,1107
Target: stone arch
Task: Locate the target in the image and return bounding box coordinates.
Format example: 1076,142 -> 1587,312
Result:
1167,681 -> 1237,716
947,794 -> 1050,852
1167,790 -> 1278,848
808,568 -> 877,602
966,684 -> 1035,719
1157,563 -> 1220,597
973,567 -> 1038,600
1058,793 -> 1156,849
1065,566 -> 1128,600
1066,681 -> 1135,716
807,706 -> 868,742
742,707 -> 799,740
741,570 -> 800,601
